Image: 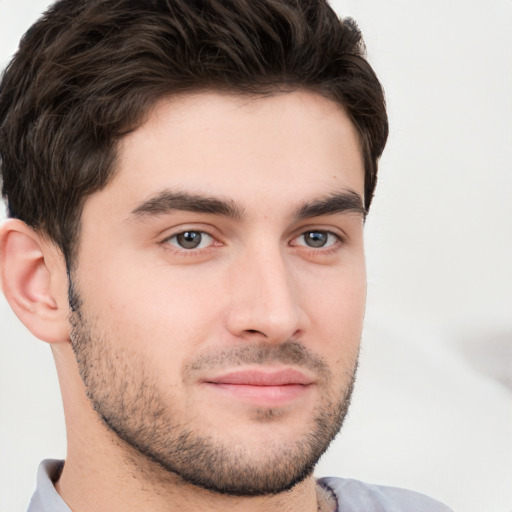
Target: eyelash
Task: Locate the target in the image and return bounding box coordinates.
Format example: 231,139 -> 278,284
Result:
161,228 -> 344,255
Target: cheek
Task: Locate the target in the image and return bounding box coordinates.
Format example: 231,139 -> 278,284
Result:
301,262 -> 366,323
79,260 -> 224,362
299,264 -> 366,369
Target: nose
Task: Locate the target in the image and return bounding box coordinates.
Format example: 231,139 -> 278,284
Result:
224,245 -> 305,343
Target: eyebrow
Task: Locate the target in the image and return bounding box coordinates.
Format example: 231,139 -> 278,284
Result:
128,188 -> 365,222
294,190 -> 366,220
129,190 -> 244,220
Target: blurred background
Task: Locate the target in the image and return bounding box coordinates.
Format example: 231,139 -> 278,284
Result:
1,1 -> 511,511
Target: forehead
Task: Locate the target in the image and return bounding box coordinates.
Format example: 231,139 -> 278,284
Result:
85,90 -> 365,219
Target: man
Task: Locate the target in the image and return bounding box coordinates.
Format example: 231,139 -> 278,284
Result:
0,1 -> 453,511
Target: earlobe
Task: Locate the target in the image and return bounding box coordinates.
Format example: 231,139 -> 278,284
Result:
0,219 -> 70,344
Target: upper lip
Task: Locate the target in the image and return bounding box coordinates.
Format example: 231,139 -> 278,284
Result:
204,368 -> 314,386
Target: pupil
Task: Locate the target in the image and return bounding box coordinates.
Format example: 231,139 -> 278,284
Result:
305,231 -> 327,248
177,231 -> 201,249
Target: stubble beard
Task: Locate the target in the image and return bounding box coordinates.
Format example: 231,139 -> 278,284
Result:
68,283 -> 358,496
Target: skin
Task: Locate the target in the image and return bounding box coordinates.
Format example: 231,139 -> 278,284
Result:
0,90 -> 366,512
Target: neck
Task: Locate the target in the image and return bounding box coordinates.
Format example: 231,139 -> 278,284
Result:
57,447 -> 323,512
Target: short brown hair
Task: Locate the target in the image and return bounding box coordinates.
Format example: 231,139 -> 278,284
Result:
0,0 -> 388,263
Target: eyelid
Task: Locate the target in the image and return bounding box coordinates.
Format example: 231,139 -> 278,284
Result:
159,222 -> 222,240
289,223 -> 346,242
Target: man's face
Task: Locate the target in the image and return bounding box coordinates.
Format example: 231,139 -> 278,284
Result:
69,91 -> 366,495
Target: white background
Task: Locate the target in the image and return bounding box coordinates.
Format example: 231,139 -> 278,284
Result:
1,1 -> 511,511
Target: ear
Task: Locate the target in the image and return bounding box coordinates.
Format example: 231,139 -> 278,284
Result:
0,219 -> 70,344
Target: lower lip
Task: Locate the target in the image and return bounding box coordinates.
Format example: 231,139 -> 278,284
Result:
204,382 -> 311,407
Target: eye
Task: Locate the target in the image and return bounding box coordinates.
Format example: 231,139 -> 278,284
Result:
293,230 -> 339,249
166,230 -> 214,250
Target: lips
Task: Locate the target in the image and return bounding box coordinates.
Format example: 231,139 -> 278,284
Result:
205,369 -> 314,386
202,369 -> 314,406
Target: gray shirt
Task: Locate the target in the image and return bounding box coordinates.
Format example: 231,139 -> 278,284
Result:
28,459 -> 453,511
